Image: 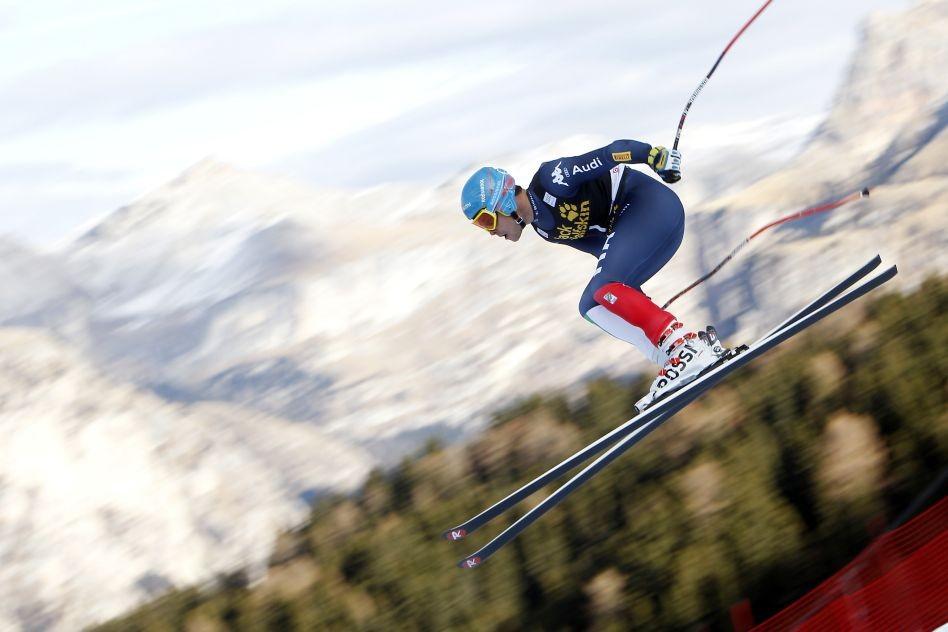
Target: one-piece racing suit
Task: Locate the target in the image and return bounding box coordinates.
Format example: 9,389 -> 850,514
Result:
524,140 -> 685,364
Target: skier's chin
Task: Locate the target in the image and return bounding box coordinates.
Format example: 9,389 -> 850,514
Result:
504,232 -> 522,243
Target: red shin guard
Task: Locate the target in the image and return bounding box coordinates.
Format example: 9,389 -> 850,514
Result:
593,283 -> 676,345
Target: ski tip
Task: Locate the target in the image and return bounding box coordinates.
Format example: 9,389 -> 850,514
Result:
442,528 -> 468,541
861,187 -> 870,197
458,556 -> 482,569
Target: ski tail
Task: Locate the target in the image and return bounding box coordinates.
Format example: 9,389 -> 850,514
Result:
442,255 -> 884,543
441,405 -> 672,541
457,262 -> 897,567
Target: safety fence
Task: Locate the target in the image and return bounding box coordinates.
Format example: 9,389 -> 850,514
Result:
751,496 -> 947,632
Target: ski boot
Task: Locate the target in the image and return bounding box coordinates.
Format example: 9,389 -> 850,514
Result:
634,324 -> 729,413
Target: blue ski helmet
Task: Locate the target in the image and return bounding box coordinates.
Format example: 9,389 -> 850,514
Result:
460,167 -> 517,221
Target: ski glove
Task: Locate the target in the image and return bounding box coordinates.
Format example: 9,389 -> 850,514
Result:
647,146 -> 682,184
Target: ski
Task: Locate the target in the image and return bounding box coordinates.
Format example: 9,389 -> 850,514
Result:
442,255 -> 883,544
456,261 -> 897,568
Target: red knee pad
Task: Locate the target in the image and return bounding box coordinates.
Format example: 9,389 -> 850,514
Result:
594,282 -> 676,345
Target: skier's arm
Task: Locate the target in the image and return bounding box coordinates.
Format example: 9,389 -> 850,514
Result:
615,140 -> 682,183
603,139 -> 654,166
538,140 -> 676,193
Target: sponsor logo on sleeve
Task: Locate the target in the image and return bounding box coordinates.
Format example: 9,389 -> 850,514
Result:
611,151 -> 632,162
551,162 -> 568,186
572,157 -> 603,175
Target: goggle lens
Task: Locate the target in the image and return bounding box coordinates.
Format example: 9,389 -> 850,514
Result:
472,209 -> 497,231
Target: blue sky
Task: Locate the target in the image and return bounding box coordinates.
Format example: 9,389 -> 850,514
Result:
0,0 -> 909,247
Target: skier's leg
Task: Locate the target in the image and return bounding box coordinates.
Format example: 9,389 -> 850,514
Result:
579,171 -> 726,409
587,283 -> 678,364
579,171 -> 686,364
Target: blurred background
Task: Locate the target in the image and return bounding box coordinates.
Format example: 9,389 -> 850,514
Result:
0,0 -> 945,630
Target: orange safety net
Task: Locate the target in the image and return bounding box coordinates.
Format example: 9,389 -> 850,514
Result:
753,497 -> 948,632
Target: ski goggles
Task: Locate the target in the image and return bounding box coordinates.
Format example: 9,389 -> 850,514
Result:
461,168 -> 523,232
471,205 -> 517,231
472,208 -> 526,231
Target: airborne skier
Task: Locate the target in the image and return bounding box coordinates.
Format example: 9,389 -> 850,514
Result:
460,140 -> 727,411
446,0 -> 893,569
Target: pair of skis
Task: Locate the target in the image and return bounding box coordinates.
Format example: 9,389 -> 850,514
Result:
443,255 -> 897,568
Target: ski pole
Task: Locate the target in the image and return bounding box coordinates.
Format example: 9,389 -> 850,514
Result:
662,188 -> 870,309
673,0 -> 775,151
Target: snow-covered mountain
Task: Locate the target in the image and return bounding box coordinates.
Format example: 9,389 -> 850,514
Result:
0,238 -> 90,339
62,154 -> 640,449
0,328 -> 371,631
0,1 -> 945,630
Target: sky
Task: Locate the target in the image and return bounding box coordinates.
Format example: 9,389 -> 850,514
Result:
0,0 -> 910,248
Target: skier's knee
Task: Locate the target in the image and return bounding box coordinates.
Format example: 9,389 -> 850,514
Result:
579,282 -> 604,318
578,295 -> 596,319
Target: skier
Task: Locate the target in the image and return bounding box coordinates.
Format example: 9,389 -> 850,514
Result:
460,140 -> 727,411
